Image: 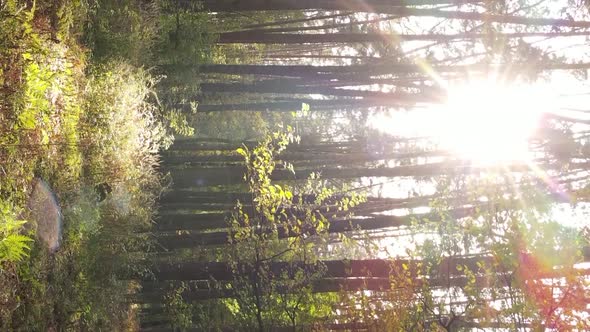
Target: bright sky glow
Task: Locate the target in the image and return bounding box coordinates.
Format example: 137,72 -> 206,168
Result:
436,80 -> 550,164
370,78 -> 557,165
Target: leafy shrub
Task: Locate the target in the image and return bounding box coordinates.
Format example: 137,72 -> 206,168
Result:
1,1 -> 166,329
47,192 -> 143,330
81,61 -> 170,188
84,0 -> 160,64
0,200 -> 32,264
163,284 -> 194,329
155,7 -> 215,66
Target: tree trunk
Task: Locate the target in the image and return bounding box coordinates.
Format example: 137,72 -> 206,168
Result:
217,31 -> 590,44
191,1 -> 590,28
155,194 -> 439,231
198,81 -> 442,100
134,250 -> 590,281
168,161 -> 535,187
189,0 -> 481,12
153,207 -> 477,247
136,255 -> 491,281
191,63 -> 590,79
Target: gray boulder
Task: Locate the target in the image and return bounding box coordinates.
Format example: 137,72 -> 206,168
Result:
27,178 -> 62,252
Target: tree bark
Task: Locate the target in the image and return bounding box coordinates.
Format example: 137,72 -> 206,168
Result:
190,0 -> 481,12
155,195 -> 439,231
134,250 -> 590,281
191,1 -> 590,28
217,31 -> 590,44
153,207 -> 476,247
168,161 -> 530,187
136,255 -> 490,281
192,62 -> 590,79
198,81 -> 442,100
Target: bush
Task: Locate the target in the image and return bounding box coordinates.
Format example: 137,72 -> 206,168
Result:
2,59 -> 167,328
1,1 -> 167,329
81,61 -> 170,190
84,0 -> 160,64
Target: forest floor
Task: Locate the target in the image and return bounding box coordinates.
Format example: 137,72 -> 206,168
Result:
0,1 -> 164,330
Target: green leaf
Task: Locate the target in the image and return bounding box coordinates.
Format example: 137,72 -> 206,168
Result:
285,190 -> 293,200
301,103 -> 310,113
41,130 -> 49,144
236,147 -> 247,156
18,110 -> 36,129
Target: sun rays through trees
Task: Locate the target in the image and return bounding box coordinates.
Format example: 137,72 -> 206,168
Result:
2,0 -> 590,330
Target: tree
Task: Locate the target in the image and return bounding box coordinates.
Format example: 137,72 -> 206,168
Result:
133,1 -> 590,329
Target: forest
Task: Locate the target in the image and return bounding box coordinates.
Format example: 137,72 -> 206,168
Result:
1,0 -> 590,331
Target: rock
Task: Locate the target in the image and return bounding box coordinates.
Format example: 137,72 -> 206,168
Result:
27,178 -> 62,252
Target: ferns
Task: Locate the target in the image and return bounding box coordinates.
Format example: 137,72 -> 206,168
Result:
0,200 -> 33,264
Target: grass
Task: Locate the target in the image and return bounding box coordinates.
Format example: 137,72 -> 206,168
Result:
0,0 -> 169,329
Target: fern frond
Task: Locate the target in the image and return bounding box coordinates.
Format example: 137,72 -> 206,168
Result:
0,233 -> 33,263
0,199 -> 33,264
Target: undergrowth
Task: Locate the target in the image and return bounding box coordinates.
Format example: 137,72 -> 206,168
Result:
0,0 -> 179,329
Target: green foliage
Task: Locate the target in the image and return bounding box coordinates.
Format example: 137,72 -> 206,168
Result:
164,109 -> 195,137
193,111 -> 271,141
0,200 -> 32,264
81,61 -> 171,184
0,1 -> 165,329
6,192 -> 150,330
54,0 -> 87,41
84,0 -> 160,64
155,7 -> 215,65
16,62 -> 51,130
401,174 -> 590,330
163,283 -> 194,329
199,128 -> 365,330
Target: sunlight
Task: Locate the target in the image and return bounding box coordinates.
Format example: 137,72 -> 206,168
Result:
436,80 -> 547,164
370,78 -> 554,165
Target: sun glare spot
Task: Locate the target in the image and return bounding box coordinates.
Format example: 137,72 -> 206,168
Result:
369,78 -> 554,165
435,80 -> 548,164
